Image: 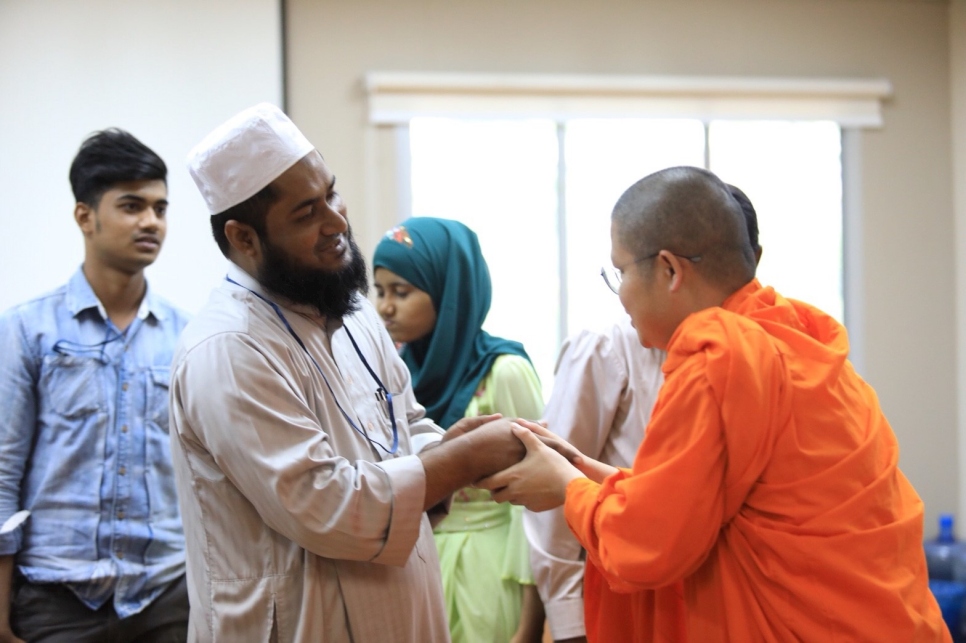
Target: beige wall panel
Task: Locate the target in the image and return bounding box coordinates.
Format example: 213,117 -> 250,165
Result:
287,0 -> 956,533
952,0 -> 966,526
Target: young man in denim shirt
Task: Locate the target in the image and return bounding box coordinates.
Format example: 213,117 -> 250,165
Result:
0,130 -> 190,642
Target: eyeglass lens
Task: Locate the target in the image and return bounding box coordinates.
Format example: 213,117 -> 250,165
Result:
600,266 -> 621,294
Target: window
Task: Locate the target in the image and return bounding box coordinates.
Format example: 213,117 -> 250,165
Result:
409,118 -> 561,390
369,72 -> 889,396
563,118 -> 707,336
709,120 -> 843,320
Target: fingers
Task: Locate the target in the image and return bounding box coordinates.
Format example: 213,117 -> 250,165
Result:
477,426 -> 576,510
511,423 -> 580,466
522,422 -> 581,462
444,413 -> 504,439
513,418 -> 546,433
481,466 -> 529,506
476,466 -> 512,492
515,419 -> 573,449
534,436 -> 579,461
490,484 -> 515,504
510,422 -> 544,449
455,413 -> 502,431
526,423 -> 559,440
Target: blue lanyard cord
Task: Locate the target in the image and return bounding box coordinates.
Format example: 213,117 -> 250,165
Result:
342,327 -> 399,452
226,277 -> 399,456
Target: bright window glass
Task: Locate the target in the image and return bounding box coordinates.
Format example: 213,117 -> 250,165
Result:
709,120 -> 843,321
409,117 -> 561,394
408,117 -> 845,400
564,119 -> 706,334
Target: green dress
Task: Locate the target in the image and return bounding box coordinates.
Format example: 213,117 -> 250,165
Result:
433,354 -> 545,643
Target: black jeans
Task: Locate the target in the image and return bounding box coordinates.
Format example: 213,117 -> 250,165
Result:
11,575 -> 189,643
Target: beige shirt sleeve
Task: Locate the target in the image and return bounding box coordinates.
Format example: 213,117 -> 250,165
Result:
524,319 -> 664,640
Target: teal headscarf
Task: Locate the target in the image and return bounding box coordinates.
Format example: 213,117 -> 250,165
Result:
372,217 -> 531,429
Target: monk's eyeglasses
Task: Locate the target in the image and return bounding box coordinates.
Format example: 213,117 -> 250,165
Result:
600,252 -> 702,295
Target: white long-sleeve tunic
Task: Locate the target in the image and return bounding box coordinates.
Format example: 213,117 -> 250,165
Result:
169,265 -> 448,642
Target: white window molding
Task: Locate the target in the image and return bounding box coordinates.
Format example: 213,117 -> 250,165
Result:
365,72 -> 892,128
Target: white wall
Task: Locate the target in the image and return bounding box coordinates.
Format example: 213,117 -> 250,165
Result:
0,0 -> 283,315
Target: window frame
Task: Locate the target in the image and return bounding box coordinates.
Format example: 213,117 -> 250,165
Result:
370,72 -> 890,373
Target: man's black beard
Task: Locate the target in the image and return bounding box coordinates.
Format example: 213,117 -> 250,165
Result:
257,232 -> 369,319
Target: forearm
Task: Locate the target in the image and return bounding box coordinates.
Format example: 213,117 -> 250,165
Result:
513,584 -> 546,643
418,437 -> 489,511
419,419 -> 523,511
576,457 -> 619,484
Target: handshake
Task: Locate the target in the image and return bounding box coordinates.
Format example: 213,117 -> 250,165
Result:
429,414 -> 618,512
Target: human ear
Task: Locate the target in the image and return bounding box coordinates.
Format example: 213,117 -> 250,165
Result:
658,251 -> 686,293
224,220 -> 261,259
74,202 -> 95,236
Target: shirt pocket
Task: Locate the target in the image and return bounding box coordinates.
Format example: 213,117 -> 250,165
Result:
146,365 -> 170,429
39,355 -> 103,419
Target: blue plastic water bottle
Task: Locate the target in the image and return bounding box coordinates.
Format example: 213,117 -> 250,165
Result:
925,514 -> 966,641
931,580 -> 966,641
926,514 -> 963,581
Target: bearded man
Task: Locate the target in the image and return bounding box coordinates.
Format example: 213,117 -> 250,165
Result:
170,104 -> 526,642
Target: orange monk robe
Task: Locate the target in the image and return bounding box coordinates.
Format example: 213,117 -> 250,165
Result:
565,279 -> 950,642
582,565 -> 686,642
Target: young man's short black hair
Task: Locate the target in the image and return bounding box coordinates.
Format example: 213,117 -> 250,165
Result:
69,128 -> 167,207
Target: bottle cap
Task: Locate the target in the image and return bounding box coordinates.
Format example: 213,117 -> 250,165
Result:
939,513 -> 957,543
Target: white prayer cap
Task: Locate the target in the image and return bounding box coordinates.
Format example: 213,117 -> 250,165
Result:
186,103 -> 315,215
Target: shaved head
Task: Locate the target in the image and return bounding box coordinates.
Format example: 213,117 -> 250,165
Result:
612,166 -> 757,292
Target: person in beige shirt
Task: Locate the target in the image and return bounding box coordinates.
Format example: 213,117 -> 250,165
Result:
524,319 -> 664,642
170,103 -> 525,642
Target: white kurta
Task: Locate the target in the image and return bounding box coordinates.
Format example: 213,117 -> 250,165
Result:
169,265 -> 449,642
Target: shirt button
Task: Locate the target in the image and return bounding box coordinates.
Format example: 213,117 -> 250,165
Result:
121,425 -> 129,433
118,466 -> 126,475
122,382 -> 129,392
367,422 -> 374,431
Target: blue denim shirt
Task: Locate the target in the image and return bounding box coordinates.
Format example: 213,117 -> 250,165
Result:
0,267 -> 189,618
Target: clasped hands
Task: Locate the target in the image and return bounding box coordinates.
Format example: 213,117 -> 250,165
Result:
444,415 -> 618,512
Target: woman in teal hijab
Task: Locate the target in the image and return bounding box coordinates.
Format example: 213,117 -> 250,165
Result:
373,217 -> 546,643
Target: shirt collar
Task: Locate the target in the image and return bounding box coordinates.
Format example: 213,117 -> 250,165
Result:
65,266 -> 165,322
225,263 -> 264,297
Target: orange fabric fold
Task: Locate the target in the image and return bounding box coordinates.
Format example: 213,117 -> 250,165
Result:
564,280 -> 950,642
